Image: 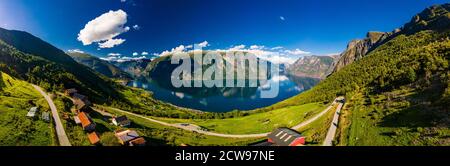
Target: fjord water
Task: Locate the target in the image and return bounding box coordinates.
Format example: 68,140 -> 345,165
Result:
129,75 -> 320,112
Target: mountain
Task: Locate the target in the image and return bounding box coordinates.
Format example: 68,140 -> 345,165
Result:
287,55 -> 339,79
109,58 -> 151,78
0,27 -> 195,118
274,3 -> 450,145
333,3 -> 450,73
333,31 -> 395,72
145,51 -> 274,96
67,52 -> 131,79
0,27 -> 121,103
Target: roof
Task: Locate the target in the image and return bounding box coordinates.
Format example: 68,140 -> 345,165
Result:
88,132 -> 100,144
73,93 -> 87,100
30,107 -> 38,112
129,137 -> 146,146
267,128 -> 303,146
74,99 -> 89,110
27,107 -> 39,117
115,130 -> 140,142
114,116 -> 130,125
78,112 -> 92,128
65,88 -> 77,93
74,116 -> 81,124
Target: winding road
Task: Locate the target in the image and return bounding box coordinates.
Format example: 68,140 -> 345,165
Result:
32,85 -> 71,146
102,97 -> 341,138
323,97 -> 345,146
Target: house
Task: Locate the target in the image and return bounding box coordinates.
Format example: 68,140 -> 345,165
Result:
78,112 -> 96,132
73,93 -> 90,103
112,115 -> 131,127
115,130 -> 145,146
65,88 -> 78,96
27,107 -> 39,118
267,128 -> 305,146
88,132 -> 100,145
74,99 -> 91,112
129,137 -> 146,146
42,112 -> 50,122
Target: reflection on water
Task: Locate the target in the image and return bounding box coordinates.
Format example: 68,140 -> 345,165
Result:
128,75 -> 320,112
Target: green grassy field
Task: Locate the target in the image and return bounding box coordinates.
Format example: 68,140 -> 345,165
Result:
297,104 -> 337,145
0,72 -> 56,146
153,102 -> 328,134
336,87 -> 450,146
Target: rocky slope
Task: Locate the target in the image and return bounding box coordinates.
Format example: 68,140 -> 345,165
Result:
287,55 -> 339,79
333,31 -> 395,72
332,3 -> 450,73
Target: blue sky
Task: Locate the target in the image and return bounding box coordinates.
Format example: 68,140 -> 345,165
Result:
0,0 -> 448,61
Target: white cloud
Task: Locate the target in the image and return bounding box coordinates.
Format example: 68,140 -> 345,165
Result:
67,49 -> 85,54
159,44 -> 189,56
153,42 -> 311,65
107,53 -> 121,57
271,46 -> 283,50
197,41 -> 209,47
133,24 -> 140,30
98,38 -> 126,48
141,51 -> 149,55
132,52 -> 139,56
284,49 -> 311,55
325,52 -> 341,56
77,10 -> 129,48
229,44 -> 246,51
250,45 -> 265,50
101,55 -> 147,62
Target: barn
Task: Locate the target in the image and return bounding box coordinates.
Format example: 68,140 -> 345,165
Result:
78,112 -> 96,132
267,128 -> 305,146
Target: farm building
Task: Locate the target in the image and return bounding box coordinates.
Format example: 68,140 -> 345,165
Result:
112,115 -> 131,127
26,107 -> 39,118
78,112 -> 96,132
88,132 -> 100,145
74,99 -> 91,112
129,137 -> 146,146
64,88 -> 78,96
267,128 -> 305,146
115,129 -> 146,146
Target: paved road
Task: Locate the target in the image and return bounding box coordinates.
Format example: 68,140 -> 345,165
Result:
323,97 -> 345,146
32,85 -> 72,146
102,97 -> 341,138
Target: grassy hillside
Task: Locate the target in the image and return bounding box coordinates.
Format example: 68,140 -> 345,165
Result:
0,72 -> 56,145
0,28 -> 118,102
